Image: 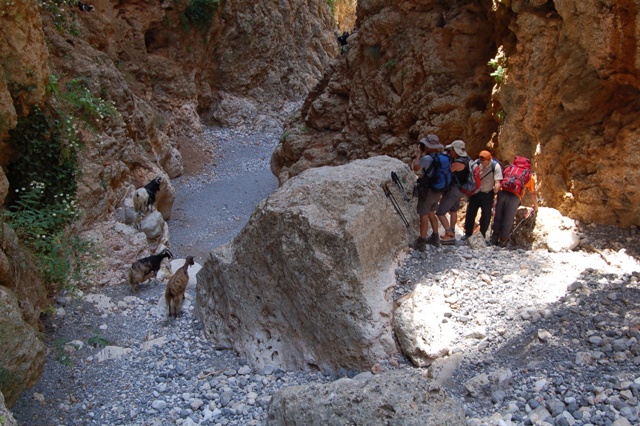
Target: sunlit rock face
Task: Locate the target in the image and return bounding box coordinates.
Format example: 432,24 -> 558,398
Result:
272,1 -> 498,183
494,0 -> 640,226
273,0 -> 640,226
197,157 -> 415,373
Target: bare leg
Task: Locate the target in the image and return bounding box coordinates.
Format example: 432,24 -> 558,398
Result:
419,215 -> 430,239
449,211 -> 458,232
437,215 -> 450,233
428,212 -> 439,236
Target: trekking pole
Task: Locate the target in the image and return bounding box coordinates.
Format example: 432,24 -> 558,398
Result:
382,183 -> 410,228
391,171 -> 411,202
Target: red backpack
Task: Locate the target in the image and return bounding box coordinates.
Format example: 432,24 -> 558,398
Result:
501,156 -> 532,197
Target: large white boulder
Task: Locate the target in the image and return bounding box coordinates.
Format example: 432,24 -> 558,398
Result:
196,156 -> 416,373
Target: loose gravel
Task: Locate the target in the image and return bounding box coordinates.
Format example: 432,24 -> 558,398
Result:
395,224 -> 640,426
11,126 -> 640,426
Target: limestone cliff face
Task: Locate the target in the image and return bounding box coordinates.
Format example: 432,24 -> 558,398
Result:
272,0 -> 498,183
493,0 -> 640,226
2,0 -> 338,216
273,0 -> 640,226
200,0 -> 338,126
335,0 -> 357,31
0,0 -> 338,405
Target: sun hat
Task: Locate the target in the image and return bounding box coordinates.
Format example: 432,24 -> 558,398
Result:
479,150 -> 492,160
419,134 -> 444,150
445,140 -> 468,157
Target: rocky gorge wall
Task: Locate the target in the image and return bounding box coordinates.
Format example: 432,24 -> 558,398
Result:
2,0 -> 640,409
497,0 -> 640,226
272,0 -> 640,227
0,0 -> 337,407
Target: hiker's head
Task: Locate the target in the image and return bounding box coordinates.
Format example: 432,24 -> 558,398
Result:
479,150 -> 492,165
418,134 -> 443,152
445,140 -> 467,158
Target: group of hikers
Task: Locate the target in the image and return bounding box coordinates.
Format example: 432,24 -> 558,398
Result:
410,134 -> 538,252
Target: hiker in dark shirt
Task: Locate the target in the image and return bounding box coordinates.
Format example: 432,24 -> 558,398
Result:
436,140 -> 470,245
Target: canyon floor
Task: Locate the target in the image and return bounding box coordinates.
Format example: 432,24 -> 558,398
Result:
10,126 -> 640,426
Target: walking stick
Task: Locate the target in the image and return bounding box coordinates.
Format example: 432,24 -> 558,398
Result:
391,171 -> 411,202
382,183 -> 410,228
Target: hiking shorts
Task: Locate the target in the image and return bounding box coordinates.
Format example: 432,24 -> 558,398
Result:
417,189 -> 442,216
436,186 -> 463,216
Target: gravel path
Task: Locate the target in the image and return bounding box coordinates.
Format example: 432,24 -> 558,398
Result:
394,226 -> 640,425
10,125 -> 640,426
168,127 -> 280,261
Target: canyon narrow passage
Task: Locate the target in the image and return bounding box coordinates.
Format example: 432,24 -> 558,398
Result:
168,126 -> 280,262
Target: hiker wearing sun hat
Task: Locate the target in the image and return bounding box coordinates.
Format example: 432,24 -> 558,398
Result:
410,134 -> 447,251
463,150 -> 503,241
435,140 -> 471,245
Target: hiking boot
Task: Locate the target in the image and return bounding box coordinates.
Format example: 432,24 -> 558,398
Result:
440,230 -> 456,245
497,237 -> 509,248
490,234 -> 499,246
410,237 -> 427,252
426,233 -> 440,247
460,234 -> 470,242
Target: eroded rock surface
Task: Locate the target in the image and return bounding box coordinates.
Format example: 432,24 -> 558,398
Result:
272,1 -> 497,184
273,0 -> 640,226
266,369 -> 465,426
393,284 -> 453,368
0,287 -> 46,408
196,156 -> 415,373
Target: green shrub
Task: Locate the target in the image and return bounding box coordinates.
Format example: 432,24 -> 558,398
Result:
38,0 -> 78,33
183,0 -> 220,29
53,338 -> 73,366
46,73 -> 61,97
6,108 -> 78,208
326,0 -> 336,14
385,59 -> 398,69
488,57 -> 507,84
3,181 -> 90,292
88,329 -> 109,348
4,107 -> 91,293
62,78 -> 116,129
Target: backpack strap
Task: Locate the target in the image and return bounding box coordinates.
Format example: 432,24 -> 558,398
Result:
478,158 -> 497,181
422,153 -> 438,180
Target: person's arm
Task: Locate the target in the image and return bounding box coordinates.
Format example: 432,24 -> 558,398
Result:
530,190 -> 539,211
413,146 -> 424,172
450,159 -> 466,172
526,176 -> 538,211
493,163 -> 503,193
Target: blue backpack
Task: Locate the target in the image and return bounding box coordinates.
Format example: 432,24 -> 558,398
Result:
418,153 -> 451,192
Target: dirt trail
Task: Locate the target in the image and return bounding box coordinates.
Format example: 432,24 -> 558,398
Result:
169,127 -> 280,262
